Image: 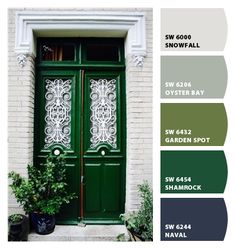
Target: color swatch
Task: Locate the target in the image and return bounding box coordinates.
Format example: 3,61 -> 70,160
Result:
160,8 -> 228,242
161,9 -> 227,51
161,198 -> 228,241
161,56 -> 227,98
161,151 -> 227,193
161,103 -> 227,146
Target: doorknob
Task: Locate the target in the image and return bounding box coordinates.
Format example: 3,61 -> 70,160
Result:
53,149 -> 61,156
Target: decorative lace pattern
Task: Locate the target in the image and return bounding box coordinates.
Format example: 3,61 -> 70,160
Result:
44,79 -> 71,149
90,79 -> 117,148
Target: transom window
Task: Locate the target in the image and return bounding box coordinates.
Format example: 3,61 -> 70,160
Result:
42,43 -> 75,61
37,38 -> 124,64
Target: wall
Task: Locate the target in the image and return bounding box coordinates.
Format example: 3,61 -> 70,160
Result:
8,9 -> 35,213
125,9 -> 153,210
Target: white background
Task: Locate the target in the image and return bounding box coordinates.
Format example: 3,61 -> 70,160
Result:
1,0 -> 236,248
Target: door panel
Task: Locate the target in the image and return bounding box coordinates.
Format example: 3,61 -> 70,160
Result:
35,69 -> 125,224
85,163 -> 102,212
34,70 -> 81,224
103,163 -> 121,212
83,72 -> 123,155
35,71 -> 79,154
57,162 -> 79,224
84,162 -> 124,220
83,71 -> 126,222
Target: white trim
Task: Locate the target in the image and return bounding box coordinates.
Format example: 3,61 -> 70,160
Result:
16,53 -> 27,67
15,10 -> 147,66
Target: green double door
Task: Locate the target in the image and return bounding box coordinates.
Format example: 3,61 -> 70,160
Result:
34,69 -> 126,224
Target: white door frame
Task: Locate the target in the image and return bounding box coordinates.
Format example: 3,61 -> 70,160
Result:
15,10 -> 147,67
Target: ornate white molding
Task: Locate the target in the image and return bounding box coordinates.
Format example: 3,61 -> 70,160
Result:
15,10 -> 147,67
133,55 -> 145,67
16,54 -> 27,67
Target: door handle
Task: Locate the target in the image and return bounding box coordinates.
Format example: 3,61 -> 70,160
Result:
53,149 -> 61,156
81,176 -> 86,185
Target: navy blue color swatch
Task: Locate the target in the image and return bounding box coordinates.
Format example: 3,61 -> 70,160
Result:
161,198 -> 227,240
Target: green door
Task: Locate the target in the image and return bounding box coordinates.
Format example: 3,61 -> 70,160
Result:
83,71 -> 126,223
34,38 -> 126,224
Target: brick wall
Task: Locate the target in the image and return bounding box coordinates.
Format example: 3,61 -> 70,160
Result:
8,9 -> 35,213
8,8 -> 153,214
125,9 -> 153,211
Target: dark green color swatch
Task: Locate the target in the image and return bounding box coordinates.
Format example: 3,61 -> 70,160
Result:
161,103 -> 227,146
161,151 -> 227,193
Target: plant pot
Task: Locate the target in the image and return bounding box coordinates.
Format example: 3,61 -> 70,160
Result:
124,221 -> 144,241
8,214 -> 29,241
30,213 -> 56,235
127,228 -> 144,241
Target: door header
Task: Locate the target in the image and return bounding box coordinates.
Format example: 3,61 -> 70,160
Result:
15,10 -> 147,67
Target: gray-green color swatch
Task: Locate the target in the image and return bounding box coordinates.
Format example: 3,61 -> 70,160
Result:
161,56 -> 227,98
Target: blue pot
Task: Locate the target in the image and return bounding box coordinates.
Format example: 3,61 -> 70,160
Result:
31,213 -> 55,235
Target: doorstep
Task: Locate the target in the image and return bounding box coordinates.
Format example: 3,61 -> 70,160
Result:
28,225 -> 130,241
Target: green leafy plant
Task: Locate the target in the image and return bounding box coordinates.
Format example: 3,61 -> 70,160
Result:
8,154 -> 77,215
120,181 -> 153,241
116,233 -> 127,241
8,213 -> 29,241
8,214 -> 23,223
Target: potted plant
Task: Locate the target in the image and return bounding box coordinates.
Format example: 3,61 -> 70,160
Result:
120,181 -> 153,241
8,214 -> 29,241
8,154 -> 77,235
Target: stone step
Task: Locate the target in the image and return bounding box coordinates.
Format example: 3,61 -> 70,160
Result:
28,225 -> 130,241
